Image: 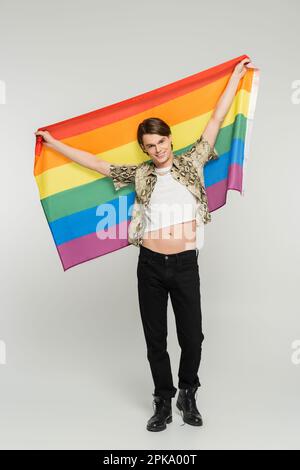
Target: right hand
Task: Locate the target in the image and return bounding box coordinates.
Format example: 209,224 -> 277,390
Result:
34,130 -> 56,148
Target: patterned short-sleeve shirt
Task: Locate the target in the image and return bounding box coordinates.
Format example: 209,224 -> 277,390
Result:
108,134 -> 218,246
109,164 -> 139,191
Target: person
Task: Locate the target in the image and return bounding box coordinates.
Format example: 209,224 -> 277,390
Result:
35,57 -> 251,432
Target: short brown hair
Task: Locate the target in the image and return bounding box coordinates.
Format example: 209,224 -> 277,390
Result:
137,117 -> 173,153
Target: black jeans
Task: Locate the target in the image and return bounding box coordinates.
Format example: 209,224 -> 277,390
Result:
137,245 -> 204,399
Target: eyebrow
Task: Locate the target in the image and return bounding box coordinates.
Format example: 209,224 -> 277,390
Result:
145,137 -> 165,148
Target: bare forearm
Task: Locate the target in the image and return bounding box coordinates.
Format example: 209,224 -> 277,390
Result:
51,139 -> 110,175
51,139 -> 97,167
212,73 -> 240,123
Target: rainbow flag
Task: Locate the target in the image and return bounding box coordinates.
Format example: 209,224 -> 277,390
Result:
34,54 -> 260,271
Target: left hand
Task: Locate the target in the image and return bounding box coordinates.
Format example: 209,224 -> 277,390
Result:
233,57 -> 252,80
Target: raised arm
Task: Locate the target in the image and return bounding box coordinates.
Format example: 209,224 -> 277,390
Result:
202,57 -> 252,148
34,130 -> 111,176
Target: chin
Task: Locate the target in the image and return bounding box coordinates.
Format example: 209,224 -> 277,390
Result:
159,153 -> 170,161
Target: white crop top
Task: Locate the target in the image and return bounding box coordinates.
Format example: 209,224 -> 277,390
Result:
143,165 -> 204,250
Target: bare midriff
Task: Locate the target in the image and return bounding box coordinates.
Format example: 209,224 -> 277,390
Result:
141,219 -> 197,254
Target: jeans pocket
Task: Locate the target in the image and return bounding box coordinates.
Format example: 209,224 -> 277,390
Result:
138,257 -> 150,266
178,257 -> 198,273
137,257 -> 153,279
182,256 -> 197,266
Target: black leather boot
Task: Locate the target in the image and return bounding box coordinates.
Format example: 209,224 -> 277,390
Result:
146,395 -> 172,432
176,386 -> 203,426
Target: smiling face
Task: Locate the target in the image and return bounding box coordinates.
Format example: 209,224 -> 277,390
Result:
141,133 -> 174,169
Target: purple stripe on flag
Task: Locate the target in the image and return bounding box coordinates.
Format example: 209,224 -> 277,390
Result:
57,219 -> 131,270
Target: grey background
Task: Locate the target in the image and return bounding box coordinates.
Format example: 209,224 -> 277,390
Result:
0,0 -> 299,450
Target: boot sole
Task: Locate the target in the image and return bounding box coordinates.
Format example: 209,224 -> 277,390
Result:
146,415 -> 172,432
176,402 -> 203,426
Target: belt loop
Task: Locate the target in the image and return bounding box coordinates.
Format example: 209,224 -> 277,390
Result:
196,247 -> 199,258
